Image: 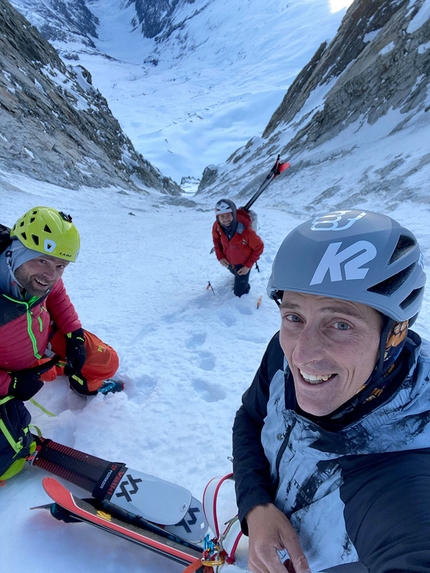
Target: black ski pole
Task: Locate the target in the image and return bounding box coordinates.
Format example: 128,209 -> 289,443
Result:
242,154 -> 290,213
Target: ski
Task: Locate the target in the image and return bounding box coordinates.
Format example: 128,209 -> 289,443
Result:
241,155 -> 290,213
35,477 -> 206,569
28,436 -> 209,542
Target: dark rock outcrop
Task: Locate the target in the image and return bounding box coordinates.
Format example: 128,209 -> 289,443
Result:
131,0 -> 196,39
0,0 -> 181,193
9,0 -> 98,47
265,0 -> 429,150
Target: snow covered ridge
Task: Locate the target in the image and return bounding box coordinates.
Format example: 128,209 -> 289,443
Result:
5,0 -> 430,210
198,0 -> 430,209
8,0 -> 352,183
0,0 -> 180,194
9,0 -> 99,48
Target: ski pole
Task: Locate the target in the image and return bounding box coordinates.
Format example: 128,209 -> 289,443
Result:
242,154 -> 290,213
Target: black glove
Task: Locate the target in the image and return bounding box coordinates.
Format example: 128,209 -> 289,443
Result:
9,370 -> 44,401
64,328 -> 87,377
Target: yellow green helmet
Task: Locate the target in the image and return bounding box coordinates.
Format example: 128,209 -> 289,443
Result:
11,206 -> 80,262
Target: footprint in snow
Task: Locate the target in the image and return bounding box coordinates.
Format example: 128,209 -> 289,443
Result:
196,350 -> 216,371
185,332 -> 207,349
191,378 -> 226,402
218,309 -> 237,327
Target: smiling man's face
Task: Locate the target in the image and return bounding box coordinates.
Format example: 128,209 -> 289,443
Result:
14,255 -> 69,297
279,291 -> 383,416
217,212 -> 234,227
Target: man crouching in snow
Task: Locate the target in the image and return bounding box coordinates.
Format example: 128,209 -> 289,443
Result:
0,206 -> 122,480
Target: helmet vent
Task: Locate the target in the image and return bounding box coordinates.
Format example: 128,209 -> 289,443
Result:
389,235 -> 416,263
368,263 -> 414,296
11,206 -> 79,262
400,286 -> 424,310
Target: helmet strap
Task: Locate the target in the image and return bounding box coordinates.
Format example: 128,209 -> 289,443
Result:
373,317 -> 409,380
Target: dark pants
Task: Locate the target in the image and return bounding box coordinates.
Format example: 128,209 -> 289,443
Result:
228,265 -> 251,297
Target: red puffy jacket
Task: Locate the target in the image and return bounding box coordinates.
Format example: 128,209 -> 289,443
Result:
0,279 -> 81,396
212,210 -> 264,268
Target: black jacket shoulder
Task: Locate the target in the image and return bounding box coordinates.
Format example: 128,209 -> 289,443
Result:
340,448 -> 430,572
232,332 -> 286,529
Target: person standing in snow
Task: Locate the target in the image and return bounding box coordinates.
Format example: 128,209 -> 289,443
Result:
0,206 -> 122,480
212,199 -> 264,297
232,210 -> 430,572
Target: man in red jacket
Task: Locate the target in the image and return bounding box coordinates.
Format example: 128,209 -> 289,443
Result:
212,199 -> 264,297
0,206 -> 121,400
0,206 -> 122,480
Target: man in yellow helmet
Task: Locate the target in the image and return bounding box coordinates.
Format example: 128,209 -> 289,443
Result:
0,207 -> 121,480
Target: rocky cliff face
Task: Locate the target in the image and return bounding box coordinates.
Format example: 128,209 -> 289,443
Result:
11,0 -> 197,44
131,0 -> 190,39
7,0 -> 429,206
264,0 -> 428,146
9,0 -> 98,48
198,0 -> 430,204
0,0 -> 181,193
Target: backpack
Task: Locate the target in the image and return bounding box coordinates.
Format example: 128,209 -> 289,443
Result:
247,209 -> 258,231
237,208 -> 259,231
0,397 -> 35,480
0,224 -> 36,481
0,224 -> 11,255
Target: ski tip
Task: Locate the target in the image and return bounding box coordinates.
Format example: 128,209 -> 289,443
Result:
256,295 -> 263,309
41,476 -> 66,496
42,476 -> 57,488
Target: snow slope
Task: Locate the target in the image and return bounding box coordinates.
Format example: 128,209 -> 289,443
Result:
1,2 -> 429,572
0,153 -> 429,572
52,0 -> 352,181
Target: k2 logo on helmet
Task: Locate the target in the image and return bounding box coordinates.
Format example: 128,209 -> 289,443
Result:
310,240 -> 377,286
311,210 -> 367,232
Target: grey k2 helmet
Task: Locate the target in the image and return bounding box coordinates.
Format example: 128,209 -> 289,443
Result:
267,210 -> 426,322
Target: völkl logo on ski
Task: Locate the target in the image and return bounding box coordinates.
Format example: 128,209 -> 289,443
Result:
115,474 -> 143,503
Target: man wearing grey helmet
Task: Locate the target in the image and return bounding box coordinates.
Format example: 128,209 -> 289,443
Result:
232,210 -> 430,573
212,199 -> 264,297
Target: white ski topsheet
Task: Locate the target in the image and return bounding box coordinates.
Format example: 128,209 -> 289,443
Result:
111,469 -> 192,525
